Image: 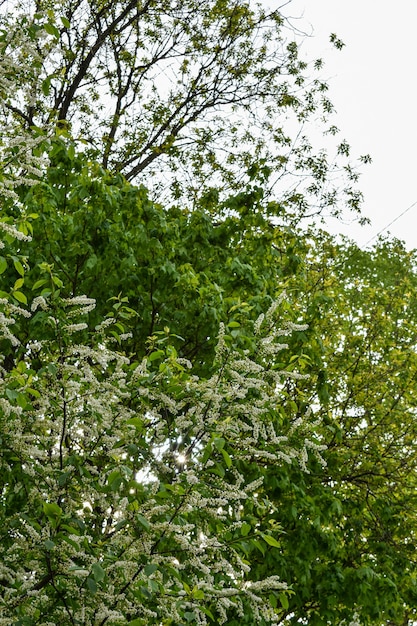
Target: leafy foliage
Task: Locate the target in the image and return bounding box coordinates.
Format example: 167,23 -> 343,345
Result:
1,2 -> 416,626
0,280 -> 324,624
242,232 -> 417,626
0,0 -> 365,215
3,140 -> 417,624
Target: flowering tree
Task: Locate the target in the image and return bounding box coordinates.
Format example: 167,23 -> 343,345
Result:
1,268 -> 326,624
0,13 -> 51,243
2,2 -> 416,626
3,138 -> 417,625
2,135 -> 417,623
0,30 -> 324,616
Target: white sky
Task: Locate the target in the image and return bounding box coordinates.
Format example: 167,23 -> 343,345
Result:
280,0 -> 417,250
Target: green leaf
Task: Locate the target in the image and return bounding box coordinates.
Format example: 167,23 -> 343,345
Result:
148,349 -> 165,362
6,388 -> 18,401
241,522 -> 251,537
32,279 -> 48,290
144,564 -> 157,576
86,577 -> 97,594
213,437 -> 225,450
27,388 -> 41,399
200,607 -> 215,620
43,502 -> 62,518
251,539 -> 266,555
16,392 -> 29,409
42,77 -> 51,96
114,519 -> 128,531
43,502 -> 62,529
278,592 -> 289,610
107,470 -> 123,492
208,461 -> 225,478
126,417 -> 144,431
192,586 -> 205,600
261,533 -> 281,548
67,143 -> 75,161
221,448 -> 232,468
92,563 -> 105,582
136,514 -> 150,531
52,275 -> 63,288
13,291 -> 27,304
184,612 -> 196,622
44,22 -> 60,38
61,524 -> 80,535
0,257 -> 7,274
13,259 -> 25,276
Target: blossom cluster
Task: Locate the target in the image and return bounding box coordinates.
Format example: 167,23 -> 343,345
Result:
0,289 -> 321,624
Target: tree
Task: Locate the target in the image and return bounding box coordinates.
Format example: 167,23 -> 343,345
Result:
0,7 -> 333,622
234,232 -> 417,625
3,140 -> 417,624
2,2 -> 416,625
0,279 -> 324,624
293,234 -> 417,625
0,138 -> 324,623
1,0 -> 365,215
2,138 -> 306,370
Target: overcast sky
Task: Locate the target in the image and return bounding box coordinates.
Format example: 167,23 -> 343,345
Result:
279,0 -> 417,250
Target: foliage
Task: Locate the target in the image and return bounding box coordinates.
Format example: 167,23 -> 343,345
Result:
249,232 -> 417,626
1,2 -> 416,626
0,0 -> 365,216
0,139 -> 321,622
4,138 -> 309,370
0,275 -> 325,624
3,137 -> 417,624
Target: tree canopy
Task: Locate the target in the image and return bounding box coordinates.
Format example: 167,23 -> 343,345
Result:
1,2 -> 416,625
1,0 -> 366,214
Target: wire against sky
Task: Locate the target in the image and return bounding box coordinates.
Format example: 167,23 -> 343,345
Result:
363,199 -> 417,248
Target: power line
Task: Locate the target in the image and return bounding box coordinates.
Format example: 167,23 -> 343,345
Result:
328,198 -> 417,272
362,199 -> 417,248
